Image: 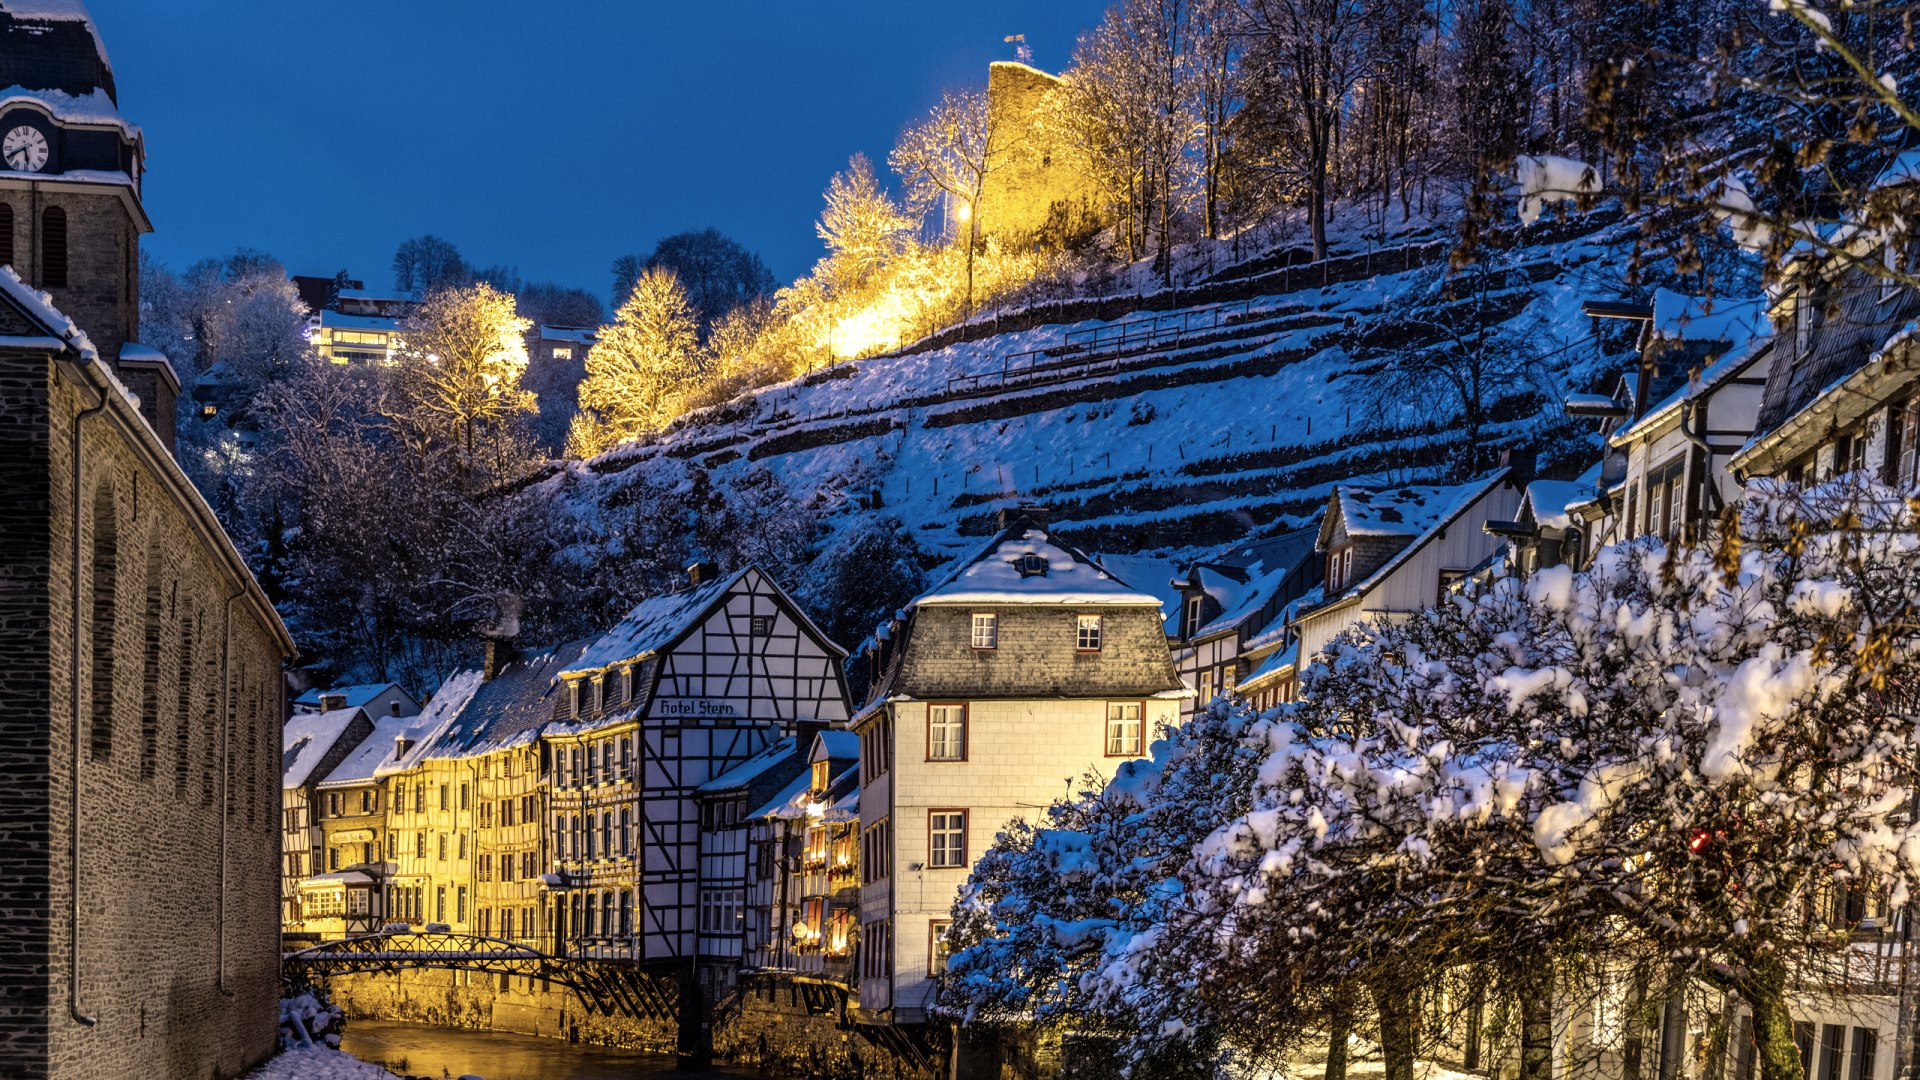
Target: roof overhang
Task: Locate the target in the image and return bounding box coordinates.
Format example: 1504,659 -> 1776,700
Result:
0,171 -> 151,233
1731,332 -> 1919,480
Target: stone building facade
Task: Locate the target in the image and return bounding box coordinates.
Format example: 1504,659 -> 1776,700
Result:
0,6 -> 297,1078
976,62 -> 1099,244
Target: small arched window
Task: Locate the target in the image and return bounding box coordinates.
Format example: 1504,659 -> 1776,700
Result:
0,202 -> 14,268
41,206 -> 67,289
88,486 -> 117,761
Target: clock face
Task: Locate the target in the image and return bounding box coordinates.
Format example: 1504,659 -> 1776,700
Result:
3,126 -> 48,173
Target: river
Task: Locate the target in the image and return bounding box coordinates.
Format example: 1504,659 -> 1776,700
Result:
337,1019 -> 763,1080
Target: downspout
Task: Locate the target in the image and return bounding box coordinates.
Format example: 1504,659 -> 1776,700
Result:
67,364 -> 107,1028
1679,398 -> 1724,527
217,589 -> 242,996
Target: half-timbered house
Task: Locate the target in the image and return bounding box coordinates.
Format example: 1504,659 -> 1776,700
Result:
853,507 -> 1185,1022
280,706 -> 373,931
1167,527 -> 1320,717
694,733 -> 810,995
548,564 -> 851,965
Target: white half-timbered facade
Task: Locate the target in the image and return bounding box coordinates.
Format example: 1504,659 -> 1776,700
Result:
550,564 -> 852,965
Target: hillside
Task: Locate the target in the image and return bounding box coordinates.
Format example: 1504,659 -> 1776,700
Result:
526,208 -> 1659,596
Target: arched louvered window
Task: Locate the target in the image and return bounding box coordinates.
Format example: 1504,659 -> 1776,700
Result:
0,202 -> 14,268
41,206 -> 67,288
138,548 -> 162,780
88,486 -> 117,760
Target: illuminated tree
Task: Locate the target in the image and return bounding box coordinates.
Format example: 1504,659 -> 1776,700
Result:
891,86 -> 1003,316
391,281 -> 536,482
816,153 -> 915,296
574,266 -> 704,453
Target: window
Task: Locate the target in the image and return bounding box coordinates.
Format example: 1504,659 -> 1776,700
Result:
570,681 -> 584,718
861,920 -> 892,980
619,891 -> 632,936
1076,614 -> 1103,651
927,704 -> 966,761
415,783 -> 425,814
600,811 -> 613,858
435,886 -> 446,923
459,783 -> 469,811
930,920 -> 953,975
458,833 -> 467,860
1199,668 -> 1215,704
1327,545 -> 1354,592
1184,595 -> 1202,636
437,833 -> 447,861
929,810 -> 967,868
619,807 -> 631,854
750,615 -> 772,636
553,345 -> 573,360
1106,702 -> 1144,756
587,744 -> 598,784
41,206 -> 66,289
862,818 -> 892,884
1850,1028 -> 1878,1080
699,888 -> 743,934
970,613 -> 998,649
362,790 -> 374,814
415,831 -> 425,858
479,854 -> 492,882
439,784 -> 449,811
457,887 -> 467,923
584,815 -> 596,859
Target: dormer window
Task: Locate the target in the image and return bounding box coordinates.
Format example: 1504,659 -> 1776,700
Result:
1327,545 -> 1354,592
569,680 -> 585,718
810,759 -> 829,793
1011,552 -> 1049,578
971,613 -> 998,650
1184,595 -> 1203,637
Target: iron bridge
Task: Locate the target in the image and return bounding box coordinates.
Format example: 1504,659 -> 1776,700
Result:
283,931 -> 682,1021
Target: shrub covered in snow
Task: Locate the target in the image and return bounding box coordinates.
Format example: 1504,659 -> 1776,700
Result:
947,478 -> 1920,1080
279,985 -> 346,1051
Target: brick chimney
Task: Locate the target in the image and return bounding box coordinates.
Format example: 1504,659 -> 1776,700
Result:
687,560 -> 720,587
483,637 -> 516,681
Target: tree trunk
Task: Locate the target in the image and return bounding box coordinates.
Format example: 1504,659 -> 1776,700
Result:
1326,1012 -> 1351,1080
1377,983 -> 1417,1080
1520,969 -> 1554,1080
1747,964 -> 1805,1080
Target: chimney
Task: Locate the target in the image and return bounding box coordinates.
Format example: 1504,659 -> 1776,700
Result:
996,503 -> 1051,534
320,693 -> 346,712
687,560 -> 720,587
483,637 -> 516,681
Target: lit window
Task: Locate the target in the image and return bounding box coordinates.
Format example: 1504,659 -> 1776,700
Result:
929,810 -> 967,868
970,613 -> 998,649
553,346 -> 573,360
928,704 -> 966,761
1106,702 -> 1143,756
930,920 -> 953,975
1076,614 -> 1102,651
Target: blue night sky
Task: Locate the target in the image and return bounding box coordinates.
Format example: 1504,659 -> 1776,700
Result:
90,1 -> 1108,303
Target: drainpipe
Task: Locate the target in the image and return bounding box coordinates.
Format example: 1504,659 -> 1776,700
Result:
1679,399 -> 1723,527
66,369 -> 108,1028
217,589 -> 242,995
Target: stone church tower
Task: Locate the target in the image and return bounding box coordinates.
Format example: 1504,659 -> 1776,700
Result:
0,4 -> 298,1078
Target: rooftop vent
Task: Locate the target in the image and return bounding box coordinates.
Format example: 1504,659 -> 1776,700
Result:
320,693 -> 346,712
1011,552 -> 1050,578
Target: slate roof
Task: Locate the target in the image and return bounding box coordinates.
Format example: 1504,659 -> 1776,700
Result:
294,682 -> 407,710
404,639 -> 593,763
1178,527 -> 1318,639
317,714 -> 423,789
916,530 -> 1161,607
283,708 -> 364,789
1755,271 -> 1920,437
563,572 -> 743,675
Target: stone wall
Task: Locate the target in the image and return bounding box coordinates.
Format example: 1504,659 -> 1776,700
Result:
324,970 -> 942,1080
977,62 -> 1099,245
897,606 -> 1180,699
0,187 -> 139,363
0,340 -> 290,1080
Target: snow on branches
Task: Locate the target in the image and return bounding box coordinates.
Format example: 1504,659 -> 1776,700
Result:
945,478 -> 1920,1080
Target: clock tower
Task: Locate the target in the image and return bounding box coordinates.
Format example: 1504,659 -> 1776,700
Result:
0,1 -> 175,446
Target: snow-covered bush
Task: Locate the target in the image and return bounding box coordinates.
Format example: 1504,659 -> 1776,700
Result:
947,478 -> 1920,1080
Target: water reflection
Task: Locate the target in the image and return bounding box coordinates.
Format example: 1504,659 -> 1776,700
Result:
338,1019 -> 760,1080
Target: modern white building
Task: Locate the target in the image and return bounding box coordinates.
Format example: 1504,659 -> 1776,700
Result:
852,507 -> 1186,1022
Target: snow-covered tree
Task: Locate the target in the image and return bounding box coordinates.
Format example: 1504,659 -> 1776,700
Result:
390,281 -> 536,483
573,266 -> 704,453
890,86 -> 1003,314
633,227 -> 778,338
816,153 -> 916,297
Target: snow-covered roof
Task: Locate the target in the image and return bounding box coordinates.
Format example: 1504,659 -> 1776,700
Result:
1335,481 -> 1481,538
915,531 -> 1162,607
563,571 -> 743,676
298,870 -> 374,888
1611,336 -> 1773,446
318,311 -> 402,333
283,708 -> 364,789
316,714 -> 421,789
1090,553 -> 1182,626
537,325 -> 597,344
1180,528 -> 1318,640
1874,149 -> 1920,190
747,771 -> 814,822
0,263 -> 98,362
811,730 -> 859,762
0,85 -> 132,136
1649,290 -> 1768,345
1239,637 -> 1301,692
698,736 -> 798,793
1522,479 -> 1592,532
336,288 -> 418,304
295,682 -> 406,709
375,668 -> 487,776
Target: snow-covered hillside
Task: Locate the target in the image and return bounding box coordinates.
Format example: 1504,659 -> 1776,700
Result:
532,209 -> 1659,578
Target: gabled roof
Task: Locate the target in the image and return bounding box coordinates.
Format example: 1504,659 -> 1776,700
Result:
1755,274 -> 1920,437
1611,336 -> 1773,446
1178,527 -> 1318,640
283,707 -> 365,789
317,714 -> 424,789
699,736 -> 800,794
1519,479 -> 1593,533
563,570 -> 745,676
1312,470 -> 1514,611
1320,477 -> 1496,549
294,682 -> 412,710
395,640 -> 593,767
916,529 -> 1161,607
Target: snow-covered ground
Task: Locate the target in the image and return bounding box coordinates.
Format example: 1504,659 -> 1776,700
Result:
243,1047 -> 400,1080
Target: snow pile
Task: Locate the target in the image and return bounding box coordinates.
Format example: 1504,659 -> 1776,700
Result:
1516,155 -> 1600,225
277,990 -> 344,1051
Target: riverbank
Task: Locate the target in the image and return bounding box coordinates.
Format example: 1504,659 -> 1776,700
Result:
339,1019 -> 755,1080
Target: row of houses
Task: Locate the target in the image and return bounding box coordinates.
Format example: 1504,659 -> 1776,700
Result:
288,272 -> 595,372
280,234 -> 1907,1069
